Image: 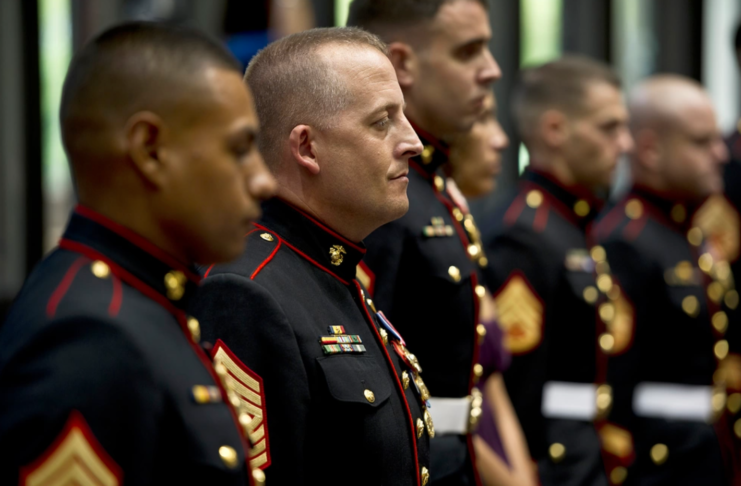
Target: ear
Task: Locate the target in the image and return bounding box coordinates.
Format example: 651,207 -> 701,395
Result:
288,124 -> 320,175
124,111 -> 168,188
634,128 -> 662,172
539,110 -> 569,149
387,42 -> 416,89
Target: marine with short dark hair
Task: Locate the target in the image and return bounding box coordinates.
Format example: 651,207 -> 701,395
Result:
347,2 -> 501,483
0,21 -> 276,485
481,56 -> 633,486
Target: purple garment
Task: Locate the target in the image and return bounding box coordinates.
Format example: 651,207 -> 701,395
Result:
475,319 -> 512,466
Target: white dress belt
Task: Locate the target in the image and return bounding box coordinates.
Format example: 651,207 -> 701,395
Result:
633,382 -> 714,422
541,381 -> 598,420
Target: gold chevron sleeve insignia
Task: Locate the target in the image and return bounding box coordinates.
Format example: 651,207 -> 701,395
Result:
19,410 -> 122,486
693,194 -> 740,262
494,273 -> 543,354
212,340 -> 271,470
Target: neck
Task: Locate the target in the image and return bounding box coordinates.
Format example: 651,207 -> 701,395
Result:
528,150 -> 576,187
78,194 -> 191,264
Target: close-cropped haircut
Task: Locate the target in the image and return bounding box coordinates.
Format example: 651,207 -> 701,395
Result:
347,0 -> 488,43
60,21 -> 241,158
245,27 -> 387,167
512,56 -> 621,144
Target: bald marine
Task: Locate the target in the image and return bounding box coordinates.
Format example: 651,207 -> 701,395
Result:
628,75 -> 728,200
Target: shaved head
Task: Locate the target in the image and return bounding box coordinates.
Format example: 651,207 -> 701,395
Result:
61,22 -> 242,170
628,75 -> 728,199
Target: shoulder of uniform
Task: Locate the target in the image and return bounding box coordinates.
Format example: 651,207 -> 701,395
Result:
204,227 -> 283,281
594,197 -> 651,242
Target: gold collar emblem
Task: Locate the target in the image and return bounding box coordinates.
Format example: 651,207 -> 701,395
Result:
329,245 -> 347,266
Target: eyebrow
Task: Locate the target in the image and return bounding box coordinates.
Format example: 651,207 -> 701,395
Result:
454,37 -> 489,51
368,101 -> 406,117
229,125 -> 259,143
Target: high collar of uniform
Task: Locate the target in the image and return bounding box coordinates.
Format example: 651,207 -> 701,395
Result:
408,119 -> 450,177
522,167 -> 602,225
629,185 -> 700,230
60,205 -> 202,312
257,198 -> 366,284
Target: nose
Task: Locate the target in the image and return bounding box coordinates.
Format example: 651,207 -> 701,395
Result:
246,152 -> 278,201
491,123 -> 509,151
714,138 -> 730,165
396,115 -> 424,160
619,128 -> 635,154
478,48 -> 502,86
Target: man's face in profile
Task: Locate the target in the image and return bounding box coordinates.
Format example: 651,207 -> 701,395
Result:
312,45 -> 422,230
410,0 -> 501,136
158,67 -> 276,263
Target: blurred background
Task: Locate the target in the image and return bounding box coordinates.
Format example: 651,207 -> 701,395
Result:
1,0 -> 740,318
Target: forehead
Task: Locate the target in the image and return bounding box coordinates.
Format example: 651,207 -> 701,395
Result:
675,100 -> 717,136
580,81 -> 626,118
325,45 -> 401,104
430,0 -> 491,45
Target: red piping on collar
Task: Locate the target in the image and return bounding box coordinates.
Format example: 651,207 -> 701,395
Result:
58,238 -> 250,456
409,119 -> 449,155
108,273 -> 123,317
279,199 -> 365,253
73,205 -> 201,283
251,233 -> 282,280
253,223 -> 350,285
46,256 -> 88,318
354,280 -> 421,486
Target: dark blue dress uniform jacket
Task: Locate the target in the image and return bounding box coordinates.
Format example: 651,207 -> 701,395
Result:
190,199 -> 432,486
0,206 -> 254,485
480,168 -> 609,486
362,124 -> 486,486
594,186 -> 737,486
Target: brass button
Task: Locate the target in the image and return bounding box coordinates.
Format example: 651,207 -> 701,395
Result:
607,284 -> 621,301
473,363 -> 484,379
708,282 -> 725,303
366,298 -> 377,312
715,340 -> 730,360
610,466 -> 628,484
583,286 -> 599,304
728,393 -> 741,414
252,468 -> 266,485
713,389 -> 727,413
424,408 -> 435,438
735,419 -> 741,438
726,290 -> 739,310
467,244 -> 480,258
549,442 -> 566,463
187,317 -> 201,342
477,323 -> 487,345
674,261 -> 693,282
219,445 -> 239,469
421,467 -> 430,486
599,333 -> 615,353
91,260 -> 110,279
596,384 -> 612,412
596,261 -> 611,275
402,371 -> 410,389
164,270 -> 187,301
574,199 -> 590,217
364,389 -> 375,403
260,233 -> 274,242
599,303 -> 616,322
625,199 -> 643,220
417,418 -> 425,438
712,311 -> 729,334
650,443 -> 668,465
597,274 -> 613,293
192,385 -> 211,404
687,227 -> 703,246
453,208 -> 464,221
434,175 -> 445,192
475,285 -> 486,299
526,190 -> 543,208
421,145 -> 435,164
698,253 -> 714,273
448,266 -> 461,282
681,295 -> 699,317
214,362 -> 228,379
590,246 -> 607,263
671,204 -> 686,223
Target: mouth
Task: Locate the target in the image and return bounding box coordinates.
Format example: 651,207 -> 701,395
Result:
390,169 -> 409,181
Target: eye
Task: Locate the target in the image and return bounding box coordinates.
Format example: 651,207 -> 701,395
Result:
374,116 -> 391,129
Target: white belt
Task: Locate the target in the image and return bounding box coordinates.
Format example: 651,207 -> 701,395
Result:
633,382 -> 714,422
542,381 -> 598,420
428,389 -> 483,435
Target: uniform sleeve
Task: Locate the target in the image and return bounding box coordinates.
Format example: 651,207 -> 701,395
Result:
190,273 -> 311,485
0,317 -> 162,484
362,220 -> 407,308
